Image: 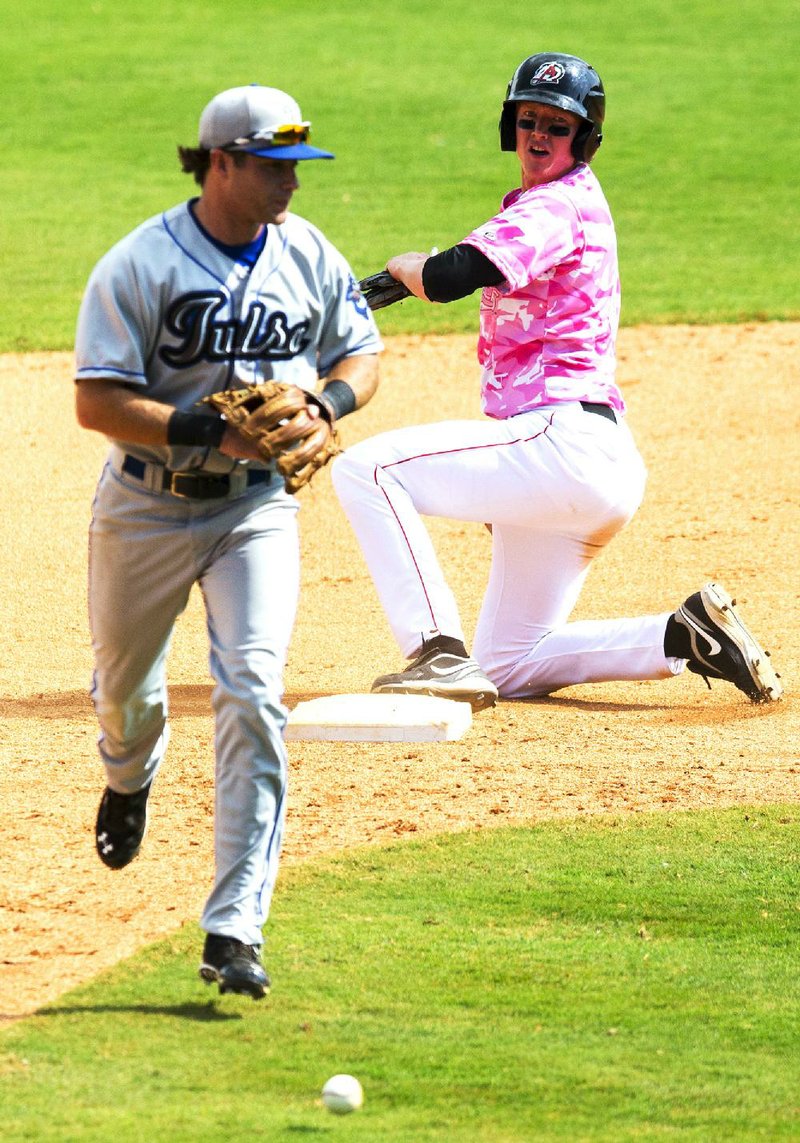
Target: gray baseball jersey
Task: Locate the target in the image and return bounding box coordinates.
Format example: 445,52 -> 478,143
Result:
76,200 -> 381,471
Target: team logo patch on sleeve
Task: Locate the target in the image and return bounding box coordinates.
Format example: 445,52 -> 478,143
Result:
531,61 -> 566,84
348,274 -> 370,318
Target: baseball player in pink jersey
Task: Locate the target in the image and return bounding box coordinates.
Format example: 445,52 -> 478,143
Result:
332,53 -> 782,710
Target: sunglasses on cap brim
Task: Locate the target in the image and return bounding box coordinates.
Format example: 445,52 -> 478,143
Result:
223,122 -> 312,150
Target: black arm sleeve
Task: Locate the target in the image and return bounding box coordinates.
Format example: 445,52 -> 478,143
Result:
421,243 -> 505,303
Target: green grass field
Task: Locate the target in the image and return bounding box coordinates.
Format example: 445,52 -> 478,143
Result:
2,808 -> 799,1141
0,0 -> 797,350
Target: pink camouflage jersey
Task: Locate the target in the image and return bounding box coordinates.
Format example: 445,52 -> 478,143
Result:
462,162 -> 624,420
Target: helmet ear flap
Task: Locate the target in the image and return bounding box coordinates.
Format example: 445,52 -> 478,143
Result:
499,104 -> 517,151
573,120 -> 602,162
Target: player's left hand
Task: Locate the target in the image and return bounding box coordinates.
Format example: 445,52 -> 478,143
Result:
203,382 -> 341,492
218,424 -> 268,461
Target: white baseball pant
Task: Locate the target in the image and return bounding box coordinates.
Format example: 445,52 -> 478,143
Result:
333,402 -> 680,697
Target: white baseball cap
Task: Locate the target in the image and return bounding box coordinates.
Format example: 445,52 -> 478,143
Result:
198,84 -> 334,160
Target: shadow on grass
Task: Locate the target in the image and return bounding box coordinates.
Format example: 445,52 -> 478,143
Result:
36,1000 -> 242,1022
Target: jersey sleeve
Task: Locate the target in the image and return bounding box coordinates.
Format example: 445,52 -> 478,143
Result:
309,234 -> 383,377
75,237 -> 159,386
462,184 -> 582,291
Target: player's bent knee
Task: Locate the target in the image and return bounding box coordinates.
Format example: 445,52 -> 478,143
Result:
95,703 -> 167,758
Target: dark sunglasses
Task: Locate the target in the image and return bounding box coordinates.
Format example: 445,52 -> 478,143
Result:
224,123 -> 311,150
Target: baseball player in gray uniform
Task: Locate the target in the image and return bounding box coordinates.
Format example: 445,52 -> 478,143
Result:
75,84 -> 381,998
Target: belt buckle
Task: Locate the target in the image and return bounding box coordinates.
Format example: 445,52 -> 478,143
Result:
167,470 -> 234,499
168,472 -> 195,499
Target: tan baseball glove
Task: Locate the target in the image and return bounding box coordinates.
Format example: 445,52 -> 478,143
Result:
203,382 -> 340,493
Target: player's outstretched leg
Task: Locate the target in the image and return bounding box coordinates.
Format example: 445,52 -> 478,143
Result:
198,934 -> 270,1000
371,635 -> 499,712
666,582 -> 783,703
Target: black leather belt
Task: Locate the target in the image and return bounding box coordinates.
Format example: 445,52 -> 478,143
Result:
122,454 -> 271,500
580,401 -> 617,424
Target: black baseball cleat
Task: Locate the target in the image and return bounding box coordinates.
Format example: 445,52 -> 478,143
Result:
199,934 -> 270,1000
372,647 -> 498,712
673,583 -> 783,703
95,783 -> 151,869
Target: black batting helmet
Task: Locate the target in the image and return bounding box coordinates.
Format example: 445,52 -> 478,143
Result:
499,53 -> 605,162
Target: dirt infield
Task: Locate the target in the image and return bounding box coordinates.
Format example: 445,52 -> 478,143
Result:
1,324 -> 797,1022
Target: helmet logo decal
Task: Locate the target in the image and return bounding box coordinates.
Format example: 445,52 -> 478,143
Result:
530,61 -> 565,84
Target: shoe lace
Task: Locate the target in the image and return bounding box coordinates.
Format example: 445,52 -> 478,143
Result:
684,661 -> 713,690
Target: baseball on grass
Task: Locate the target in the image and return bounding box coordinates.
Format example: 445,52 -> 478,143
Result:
321,1073 -> 364,1114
